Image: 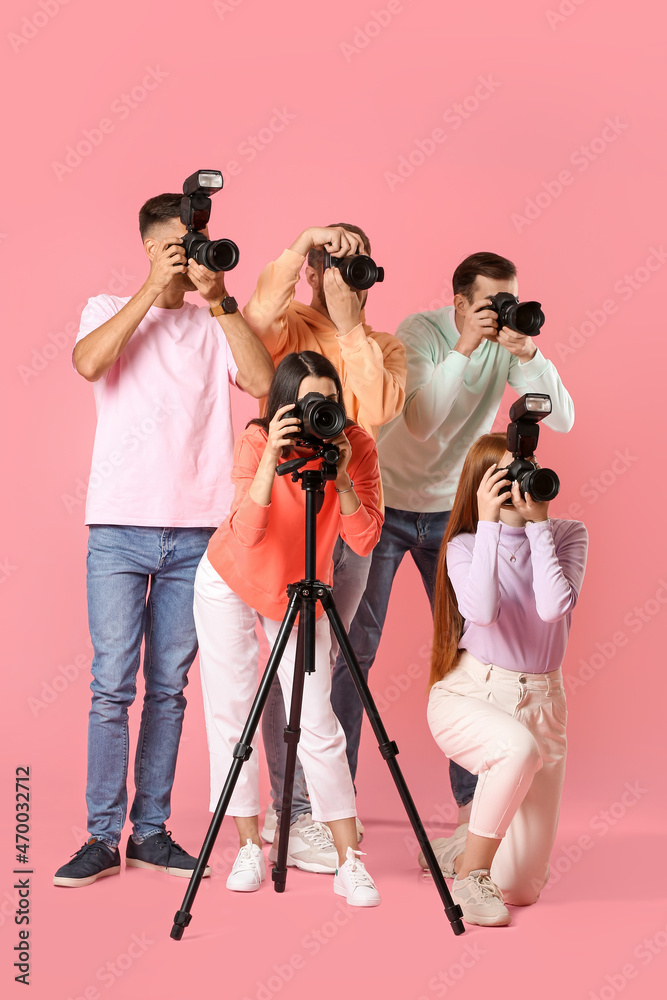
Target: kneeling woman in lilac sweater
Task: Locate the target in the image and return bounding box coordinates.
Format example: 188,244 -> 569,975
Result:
423,432 -> 588,927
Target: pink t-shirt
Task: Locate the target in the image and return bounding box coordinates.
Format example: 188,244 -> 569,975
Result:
75,294 -> 239,527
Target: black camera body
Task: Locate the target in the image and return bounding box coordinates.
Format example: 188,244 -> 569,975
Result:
498,394 -> 560,503
322,251 -> 385,291
289,392 -> 346,455
487,292 -> 545,337
179,170 -> 239,272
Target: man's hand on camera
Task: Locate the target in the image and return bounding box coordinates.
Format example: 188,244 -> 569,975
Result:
510,482 -> 549,521
290,226 -> 364,258
497,325 -> 537,362
455,298 -> 498,357
145,238 -> 188,294
187,259 -> 226,304
323,267 -> 363,335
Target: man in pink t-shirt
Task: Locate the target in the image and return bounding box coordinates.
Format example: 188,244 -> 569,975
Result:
53,191 -> 273,889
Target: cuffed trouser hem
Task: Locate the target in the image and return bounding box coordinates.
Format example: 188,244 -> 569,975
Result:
428,651 -> 567,901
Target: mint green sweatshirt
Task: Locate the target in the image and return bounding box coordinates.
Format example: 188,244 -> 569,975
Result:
377,306 -> 574,513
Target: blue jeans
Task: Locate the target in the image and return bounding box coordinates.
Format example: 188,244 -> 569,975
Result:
330,506 -> 479,806
85,525 -> 215,848
262,538 -> 371,823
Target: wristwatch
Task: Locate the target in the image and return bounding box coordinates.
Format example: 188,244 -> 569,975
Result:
209,296 -> 238,317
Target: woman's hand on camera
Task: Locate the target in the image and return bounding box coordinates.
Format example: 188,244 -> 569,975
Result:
327,430 -> 352,487
477,465 -> 511,522
510,482 -> 550,522
249,405 -> 300,506
328,430 -> 360,514
265,404 -> 301,460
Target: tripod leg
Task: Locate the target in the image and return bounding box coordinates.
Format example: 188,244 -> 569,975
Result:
322,592 -> 465,936
171,592 -> 301,940
272,599 -> 314,893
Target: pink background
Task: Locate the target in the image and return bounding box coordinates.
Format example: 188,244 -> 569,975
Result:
2,0 -> 666,997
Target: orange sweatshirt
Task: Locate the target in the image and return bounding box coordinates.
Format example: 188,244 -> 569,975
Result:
207,423 -> 383,621
243,248 -> 407,440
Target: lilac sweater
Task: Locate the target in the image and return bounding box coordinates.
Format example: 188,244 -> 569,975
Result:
446,519 -> 588,674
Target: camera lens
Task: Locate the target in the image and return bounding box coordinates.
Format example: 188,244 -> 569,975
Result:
522,467 -> 560,502
202,238 -> 240,272
335,255 -> 384,290
308,400 -> 346,439
346,257 -> 374,290
514,301 -> 545,336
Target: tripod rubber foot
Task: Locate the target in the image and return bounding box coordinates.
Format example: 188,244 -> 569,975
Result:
170,910 -> 192,940
451,919 -> 465,936
272,867 -> 287,892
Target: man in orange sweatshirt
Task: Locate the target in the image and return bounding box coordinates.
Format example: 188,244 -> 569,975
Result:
243,224 -> 406,874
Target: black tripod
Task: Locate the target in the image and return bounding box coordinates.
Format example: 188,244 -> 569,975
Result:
171,446 -> 464,939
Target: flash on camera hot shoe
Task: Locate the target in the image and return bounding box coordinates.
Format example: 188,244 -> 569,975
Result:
179,169 -> 239,272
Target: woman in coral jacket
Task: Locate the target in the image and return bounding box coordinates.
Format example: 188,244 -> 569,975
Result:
194,351 -> 383,906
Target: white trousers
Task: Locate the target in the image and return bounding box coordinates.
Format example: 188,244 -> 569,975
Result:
427,651 -> 567,905
194,553 -> 356,823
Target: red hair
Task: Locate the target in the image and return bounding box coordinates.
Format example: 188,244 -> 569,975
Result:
430,433 -> 507,687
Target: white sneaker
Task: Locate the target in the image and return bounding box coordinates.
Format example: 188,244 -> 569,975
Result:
451,868 -> 511,926
226,840 -> 266,892
418,823 -> 468,876
261,804 -> 277,844
269,813 -> 338,873
333,847 -> 381,907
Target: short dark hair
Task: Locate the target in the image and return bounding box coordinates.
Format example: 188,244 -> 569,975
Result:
307,223 -> 372,271
138,193 -> 182,240
452,252 -> 517,302
248,351 -> 347,454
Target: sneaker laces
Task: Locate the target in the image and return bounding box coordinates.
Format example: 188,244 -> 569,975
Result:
71,839 -> 113,859
343,848 -> 376,888
299,821 -> 334,849
233,840 -> 260,872
151,830 -> 186,864
469,870 -> 504,901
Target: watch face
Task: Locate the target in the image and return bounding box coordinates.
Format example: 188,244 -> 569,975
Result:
222,296 -> 238,313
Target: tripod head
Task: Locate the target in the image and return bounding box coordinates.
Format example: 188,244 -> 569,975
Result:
276,443 -> 340,486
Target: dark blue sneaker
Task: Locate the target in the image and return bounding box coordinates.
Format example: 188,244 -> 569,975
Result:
53,839 -> 121,887
125,829 -> 211,878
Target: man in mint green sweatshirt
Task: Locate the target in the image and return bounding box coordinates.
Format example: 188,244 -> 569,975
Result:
330,251 -> 574,820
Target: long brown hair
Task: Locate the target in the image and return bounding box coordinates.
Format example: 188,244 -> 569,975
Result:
430,433 -> 507,687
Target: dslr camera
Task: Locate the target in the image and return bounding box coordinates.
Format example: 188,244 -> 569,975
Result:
498,394 -> 560,503
290,393 -> 346,450
486,292 -> 545,337
179,170 -> 239,272
322,250 -> 384,291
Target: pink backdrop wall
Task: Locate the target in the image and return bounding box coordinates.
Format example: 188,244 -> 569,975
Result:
2,1 -> 665,998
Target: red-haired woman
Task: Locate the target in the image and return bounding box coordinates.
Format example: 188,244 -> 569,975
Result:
421,432 -> 588,926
